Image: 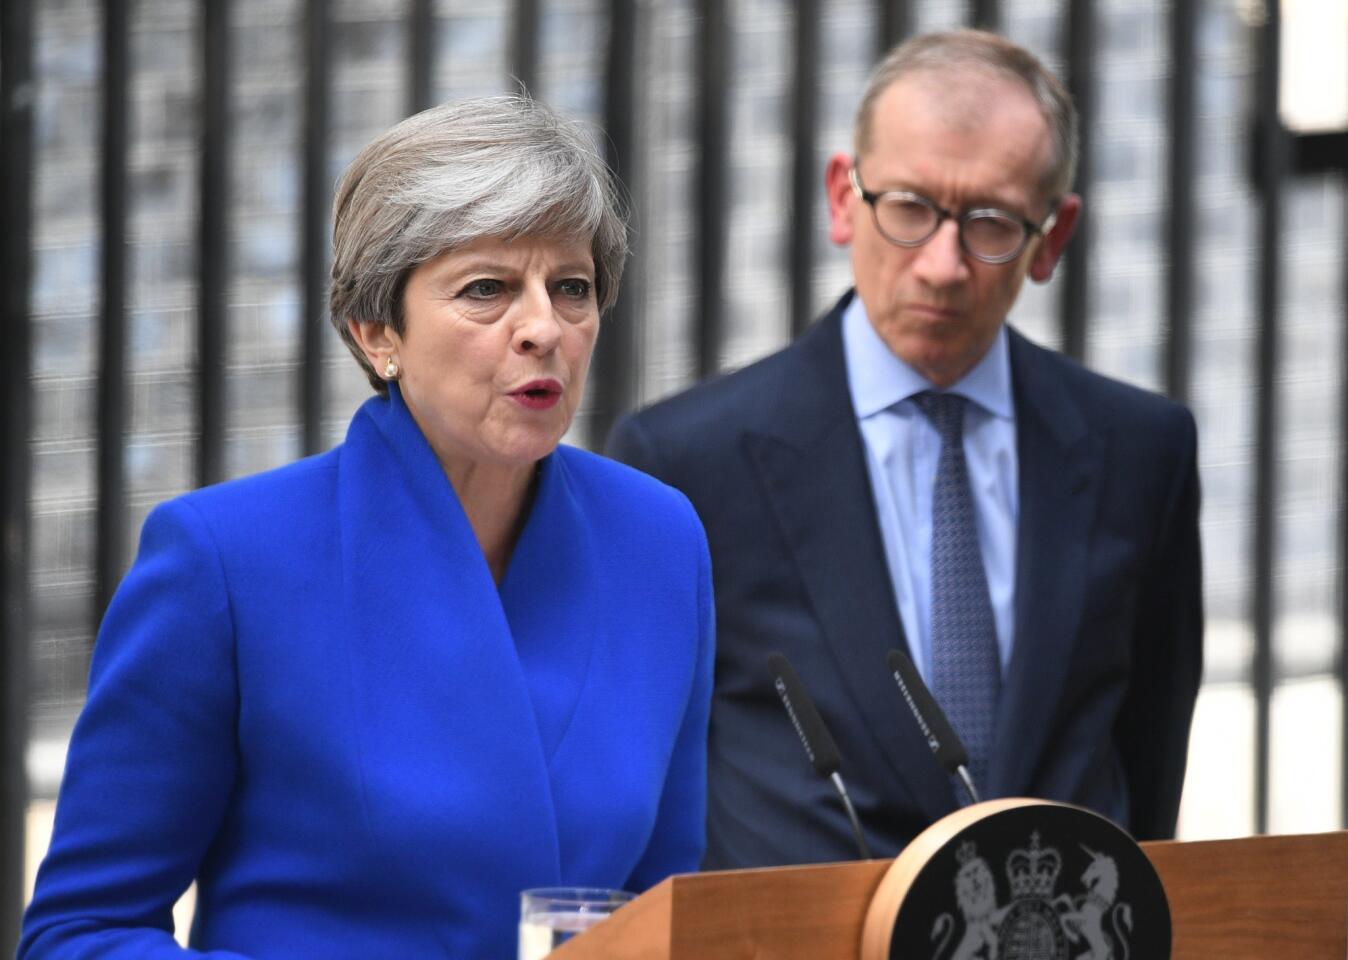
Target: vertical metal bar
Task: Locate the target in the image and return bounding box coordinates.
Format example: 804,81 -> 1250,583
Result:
1164,0 -> 1197,405
510,0 -> 540,94
1340,178 -> 1348,829
789,0 -> 819,338
1058,0 -> 1095,362
969,0 -> 1000,32
96,0 -> 131,619
0,0 -> 35,944
1252,1 -> 1285,837
302,0 -> 330,455
408,0 -> 435,115
878,0 -> 910,57
590,0 -> 641,445
694,0 -> 729,379
198,0 -> 229,488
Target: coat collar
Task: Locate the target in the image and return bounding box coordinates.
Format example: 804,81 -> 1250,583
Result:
842,295 -> 1015,422
334,386 -> 579,894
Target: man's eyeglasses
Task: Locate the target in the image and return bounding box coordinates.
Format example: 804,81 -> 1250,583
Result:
849,167 -> 1057,265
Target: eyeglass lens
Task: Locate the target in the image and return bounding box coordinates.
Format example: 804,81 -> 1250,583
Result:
874,196 -> 1027,261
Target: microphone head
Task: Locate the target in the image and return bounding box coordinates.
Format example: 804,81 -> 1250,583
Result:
767,652 -> 842,778
886,649 -> 969,773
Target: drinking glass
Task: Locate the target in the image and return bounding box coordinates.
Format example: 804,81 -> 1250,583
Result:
517,886 -> 635,960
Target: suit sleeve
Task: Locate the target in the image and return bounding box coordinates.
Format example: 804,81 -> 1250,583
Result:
1118,410 -> 1204,841
19,499 -> 253,959
624,507 -> 715,890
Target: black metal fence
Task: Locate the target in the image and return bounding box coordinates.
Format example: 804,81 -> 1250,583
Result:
2,0 -> 37,950
3,0 -> 1346,947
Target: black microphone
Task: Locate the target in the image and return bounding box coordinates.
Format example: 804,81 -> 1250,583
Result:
767,652 -> 871,860
885,648 -> 981,806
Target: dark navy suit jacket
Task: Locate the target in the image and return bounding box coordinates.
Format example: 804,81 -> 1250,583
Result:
22,385 -> 714,958
606,292 -> 1202,869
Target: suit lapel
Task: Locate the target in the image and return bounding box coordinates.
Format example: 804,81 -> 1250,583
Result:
744,304 -> 957,824
987,331 -> 1103,796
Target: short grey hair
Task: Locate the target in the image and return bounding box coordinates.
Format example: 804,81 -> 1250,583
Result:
329,94 -> 630,393
854,30 -> 1079,203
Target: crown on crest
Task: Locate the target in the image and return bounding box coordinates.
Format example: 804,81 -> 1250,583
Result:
1005,831 -> 1061,899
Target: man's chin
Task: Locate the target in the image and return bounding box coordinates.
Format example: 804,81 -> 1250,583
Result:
897,342 -> 986,389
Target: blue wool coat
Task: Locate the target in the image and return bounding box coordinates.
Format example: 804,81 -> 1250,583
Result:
21,386 -> 715,959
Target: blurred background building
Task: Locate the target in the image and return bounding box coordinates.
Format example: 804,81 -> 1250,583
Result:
3,0 -> 1347,944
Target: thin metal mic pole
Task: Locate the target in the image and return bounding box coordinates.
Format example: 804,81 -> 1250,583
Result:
955,766 -> 980,807
828,772 -> 872,859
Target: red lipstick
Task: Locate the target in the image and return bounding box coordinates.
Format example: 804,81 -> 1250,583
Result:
509,378 -> 563,410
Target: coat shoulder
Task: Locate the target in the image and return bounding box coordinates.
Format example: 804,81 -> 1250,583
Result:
1011,330 -> 1196,438
560,444 -> 704,540
615,332 -> 824,467
162,449 -> 342,549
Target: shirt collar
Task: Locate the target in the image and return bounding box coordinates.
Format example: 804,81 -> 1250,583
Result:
842,294 -> 1014,421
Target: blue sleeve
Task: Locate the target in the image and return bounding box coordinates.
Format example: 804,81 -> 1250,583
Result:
623,508 -> 715,890
19,499 -> 253,959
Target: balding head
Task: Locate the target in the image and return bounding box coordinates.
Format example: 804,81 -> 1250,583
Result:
854,30 -> 1078,202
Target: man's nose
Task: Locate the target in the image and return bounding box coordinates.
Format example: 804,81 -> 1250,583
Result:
910,219 -> 970,288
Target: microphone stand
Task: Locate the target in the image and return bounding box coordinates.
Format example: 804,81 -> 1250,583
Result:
954,765 -> 980,807
828,771 -> 871,860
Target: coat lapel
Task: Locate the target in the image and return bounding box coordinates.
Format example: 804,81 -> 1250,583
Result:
744,303 -> 957,824
987,331 -> 1103,796
337,386 -> 564,903
498,450 -> 600,766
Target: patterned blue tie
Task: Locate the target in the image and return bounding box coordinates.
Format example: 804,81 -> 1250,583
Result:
912,391 -> 1000,792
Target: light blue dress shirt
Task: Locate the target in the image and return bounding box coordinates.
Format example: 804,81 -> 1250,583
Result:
842,296 -> 1019,684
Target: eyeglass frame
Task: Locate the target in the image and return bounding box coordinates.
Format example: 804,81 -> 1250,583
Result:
848,166 -> 1059,265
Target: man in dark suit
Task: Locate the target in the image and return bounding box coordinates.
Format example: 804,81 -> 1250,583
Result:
607,29 -> 1202,868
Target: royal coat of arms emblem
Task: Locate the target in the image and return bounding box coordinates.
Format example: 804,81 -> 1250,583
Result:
861,800 -> 1168,960
930,832 -> 1133,960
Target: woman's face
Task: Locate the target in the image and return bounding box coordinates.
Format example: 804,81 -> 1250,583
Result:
359,235 -> 599,477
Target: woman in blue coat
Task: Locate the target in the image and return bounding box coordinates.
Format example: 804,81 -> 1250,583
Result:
20,95 -> 714,959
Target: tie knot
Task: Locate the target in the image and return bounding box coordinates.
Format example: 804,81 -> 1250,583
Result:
912,391 -> 966,442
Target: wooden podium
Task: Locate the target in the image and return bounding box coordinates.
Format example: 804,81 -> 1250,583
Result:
551,830 -> 1348,958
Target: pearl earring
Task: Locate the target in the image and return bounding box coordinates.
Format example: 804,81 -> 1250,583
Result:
384,357 -> 400,379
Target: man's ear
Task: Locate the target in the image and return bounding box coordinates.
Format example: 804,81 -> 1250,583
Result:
346,318 -> 400,372
824,152 -> 858,247
1028,193 -> 1081,283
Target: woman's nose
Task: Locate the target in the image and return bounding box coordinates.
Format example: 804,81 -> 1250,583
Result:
513,285 -> 562,354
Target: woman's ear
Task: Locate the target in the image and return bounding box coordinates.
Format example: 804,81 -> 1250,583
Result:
1028,193 -> 1081,284
346,319 -> 401,374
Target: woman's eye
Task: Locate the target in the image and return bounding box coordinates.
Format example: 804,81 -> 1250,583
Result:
462,279 -> 503,299
557,278 -> 592,299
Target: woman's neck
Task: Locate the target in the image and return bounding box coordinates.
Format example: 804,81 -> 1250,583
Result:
442,458 -> 539,584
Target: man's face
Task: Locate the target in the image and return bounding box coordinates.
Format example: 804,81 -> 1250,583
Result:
826,71 -> 1079,387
